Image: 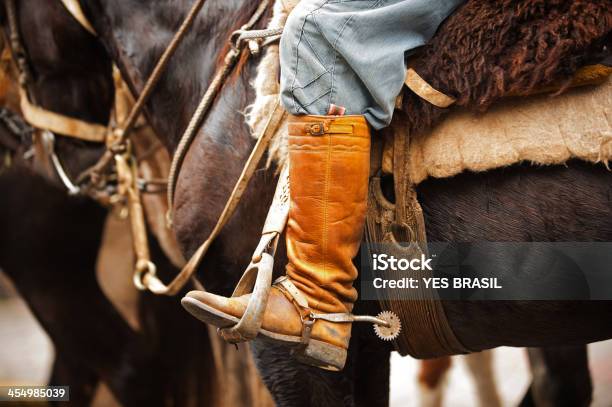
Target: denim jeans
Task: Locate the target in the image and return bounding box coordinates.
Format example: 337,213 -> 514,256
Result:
279,0 -> 464,129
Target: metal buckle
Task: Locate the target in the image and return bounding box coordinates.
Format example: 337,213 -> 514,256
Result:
308,122 -> 326,136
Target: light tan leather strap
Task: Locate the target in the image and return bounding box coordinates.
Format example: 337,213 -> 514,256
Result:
139,101 -> 287,295
114,152 -> 158,291
59,0 -> 97,36
404,68 -> 456,108
19,88 -> 108,142
275,276 -> 309,309
273,275 -> 316,346
274,276 -> 392,344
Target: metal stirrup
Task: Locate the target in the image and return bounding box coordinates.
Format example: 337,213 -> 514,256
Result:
219,165 -> 290,342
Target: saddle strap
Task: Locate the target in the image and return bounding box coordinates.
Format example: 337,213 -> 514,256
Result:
404,68 -> 456,108
366,118 -> 471,358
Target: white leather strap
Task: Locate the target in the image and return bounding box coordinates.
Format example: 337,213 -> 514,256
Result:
261,164 -> 290,235
404,68 -> 456,108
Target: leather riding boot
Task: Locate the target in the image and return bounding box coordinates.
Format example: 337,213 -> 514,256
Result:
182,114 -> 370,371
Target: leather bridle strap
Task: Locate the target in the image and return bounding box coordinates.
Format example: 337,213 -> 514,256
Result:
4,0 -> 107,142
137,0 -> 283,295
139,99 -> 287,295
19,88 -> 108,142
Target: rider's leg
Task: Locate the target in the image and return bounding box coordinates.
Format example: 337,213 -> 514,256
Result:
280,0 -> 464,129
182,0 -> 464,371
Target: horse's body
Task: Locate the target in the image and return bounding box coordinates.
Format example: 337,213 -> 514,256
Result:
4,0 -> 611,404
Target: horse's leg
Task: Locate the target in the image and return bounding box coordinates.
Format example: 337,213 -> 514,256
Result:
135,234 -> 220,407
520,345 -> 591,407
0,169 -> 162,407
462,351 -> 502,407
416,352 -> 500,407
250,339 -> 357,407
417,357 -> 452,407
249,298 -> 390,407
352,299 -> 391,407
352,347 -> 390,407
48,353 -> 98,406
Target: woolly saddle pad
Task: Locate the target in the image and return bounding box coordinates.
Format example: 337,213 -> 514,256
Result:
407,77 -> 612,184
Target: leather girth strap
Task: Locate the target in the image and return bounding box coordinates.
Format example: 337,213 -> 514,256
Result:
365,115 -> 470,358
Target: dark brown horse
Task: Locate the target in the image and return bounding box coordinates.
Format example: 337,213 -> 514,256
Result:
70,0 -> 611,405
62,1 -> 610,406
6,0 -> 611,405
0,2 -> 217,406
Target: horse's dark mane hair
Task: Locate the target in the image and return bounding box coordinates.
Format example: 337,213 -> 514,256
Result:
402,0 -> 611,135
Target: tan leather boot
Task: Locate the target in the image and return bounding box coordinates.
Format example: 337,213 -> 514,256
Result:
182,114 -> 370,371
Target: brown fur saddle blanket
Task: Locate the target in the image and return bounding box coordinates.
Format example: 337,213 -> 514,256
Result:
401,0 -> 611,134
398,0 -> 612,183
